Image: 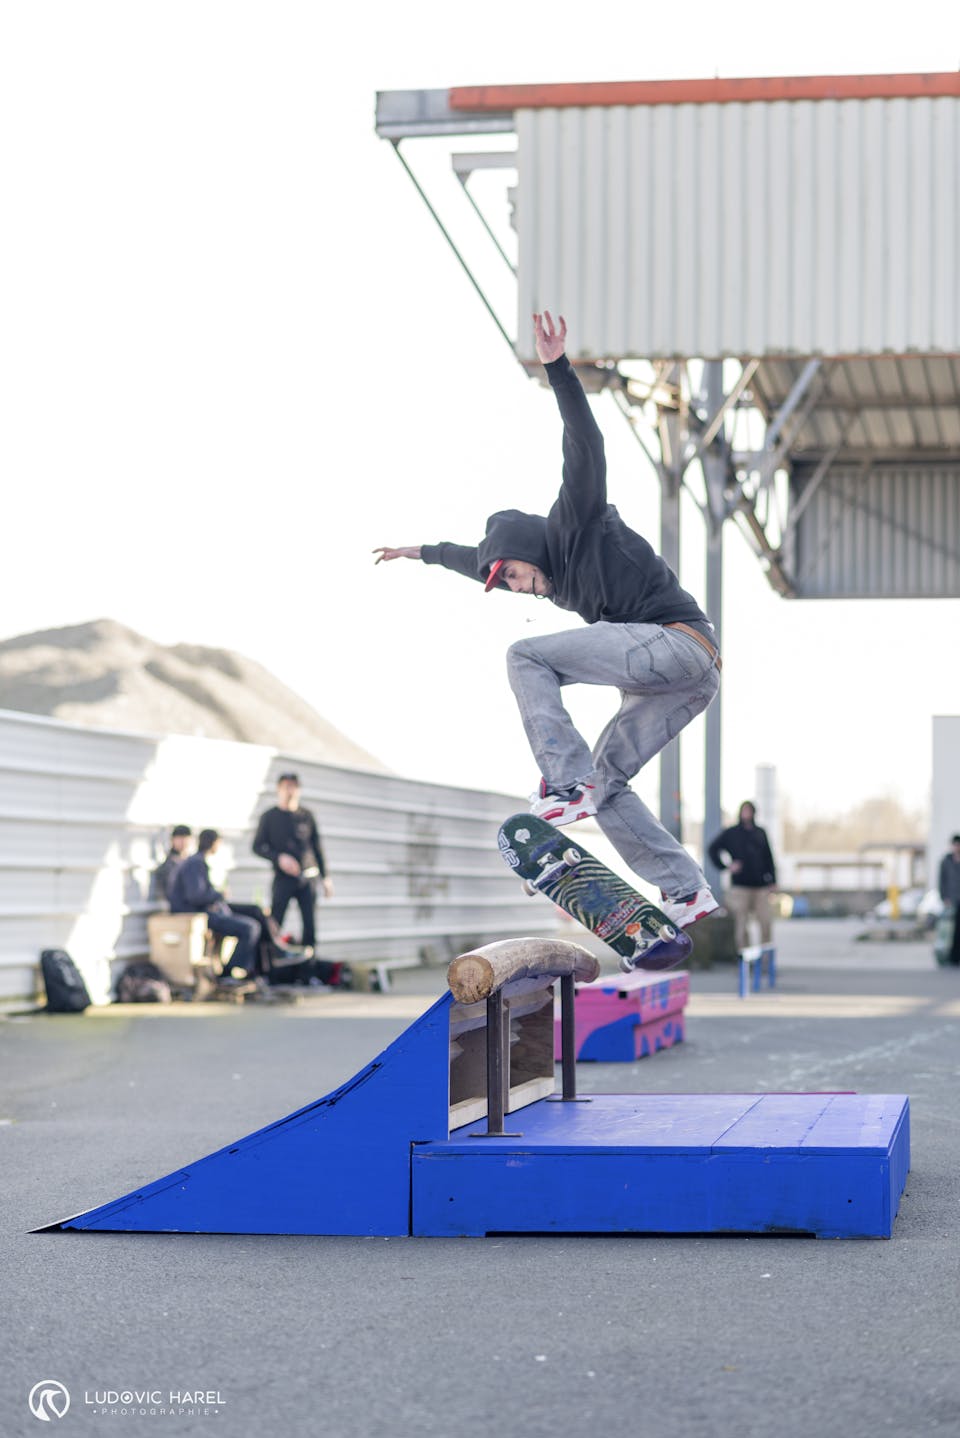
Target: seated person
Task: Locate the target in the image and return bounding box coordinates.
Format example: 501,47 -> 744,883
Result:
152,824 -> 192,905
167,829 -> 261,983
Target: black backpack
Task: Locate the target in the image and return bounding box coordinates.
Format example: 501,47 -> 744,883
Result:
40,949 -> 92,1013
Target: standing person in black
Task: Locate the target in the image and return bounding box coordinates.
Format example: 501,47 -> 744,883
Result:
708,801 -> 778,951
253,773 -> 333,951
375,311 -> 722,969
938,834 -> 960,966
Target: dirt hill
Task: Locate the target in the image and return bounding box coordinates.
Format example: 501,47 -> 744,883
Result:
0,618 -> 386,770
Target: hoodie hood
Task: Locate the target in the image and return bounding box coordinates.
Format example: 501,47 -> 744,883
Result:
476,509 -> 550,588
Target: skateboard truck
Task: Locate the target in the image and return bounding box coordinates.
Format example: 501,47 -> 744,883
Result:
619,924 -> 685,973
632,921 -> 679,953
520,847 -> 583,896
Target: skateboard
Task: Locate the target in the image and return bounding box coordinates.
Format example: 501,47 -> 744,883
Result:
498,813 -> 693,971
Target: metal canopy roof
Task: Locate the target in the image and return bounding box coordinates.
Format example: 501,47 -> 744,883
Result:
752,356 -> 960,460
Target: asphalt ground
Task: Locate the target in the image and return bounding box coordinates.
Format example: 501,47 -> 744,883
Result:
2,919 -> 959,1438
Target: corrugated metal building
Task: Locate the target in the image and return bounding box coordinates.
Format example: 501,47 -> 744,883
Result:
0,709 -> 561,1004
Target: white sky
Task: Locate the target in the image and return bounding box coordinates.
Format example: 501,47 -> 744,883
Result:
1,0 -> 958,828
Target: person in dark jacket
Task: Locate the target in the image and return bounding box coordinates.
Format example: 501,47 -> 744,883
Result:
168,829 -> 261,982
152,824 -> 192,905
937,834 -> 960,966
374,311 -> 721,948
707,801 -> 778,950
252,774 -> 333,950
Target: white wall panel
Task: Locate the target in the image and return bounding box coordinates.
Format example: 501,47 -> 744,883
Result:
0,711 -> 558,1003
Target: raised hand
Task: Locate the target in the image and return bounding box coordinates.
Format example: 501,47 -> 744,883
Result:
373,546 -> 422,564
533,310 -> 567,364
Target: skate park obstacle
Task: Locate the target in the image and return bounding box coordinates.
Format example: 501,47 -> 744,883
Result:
739,944 -> 777,997
552,970 -> 689,1062
40,937 -> 909,1239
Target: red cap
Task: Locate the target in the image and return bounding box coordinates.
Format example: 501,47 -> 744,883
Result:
484,559 -> 506,592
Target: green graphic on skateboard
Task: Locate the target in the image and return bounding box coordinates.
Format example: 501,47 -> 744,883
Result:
498,812 -> 693,971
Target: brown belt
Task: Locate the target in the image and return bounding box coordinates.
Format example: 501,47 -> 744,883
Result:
665,622 -> 722,670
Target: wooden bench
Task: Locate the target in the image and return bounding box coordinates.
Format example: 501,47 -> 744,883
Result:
145,912 -> 242,999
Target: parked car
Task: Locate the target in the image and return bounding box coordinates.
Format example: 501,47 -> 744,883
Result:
918,888 -> 945,920
865,888 -> 942,925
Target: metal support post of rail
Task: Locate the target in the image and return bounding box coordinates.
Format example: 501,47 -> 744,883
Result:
469,988 -> 521,1139
547,972 -> 591,1106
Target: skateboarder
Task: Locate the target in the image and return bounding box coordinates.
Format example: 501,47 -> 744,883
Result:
374,311 -> 720,929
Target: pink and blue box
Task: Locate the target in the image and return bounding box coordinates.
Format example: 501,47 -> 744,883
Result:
554,970 -> 688,1062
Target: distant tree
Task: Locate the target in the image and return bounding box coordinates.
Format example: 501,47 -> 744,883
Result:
782,796 -> 925,852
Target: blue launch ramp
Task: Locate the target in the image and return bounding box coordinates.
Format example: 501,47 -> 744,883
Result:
41,940 -> 910,1239
45,992 -> 456,1236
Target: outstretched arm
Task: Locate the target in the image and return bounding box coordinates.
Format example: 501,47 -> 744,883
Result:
534,310 -> 606,525
373,546 -> 422,563
375,542 -> 484,585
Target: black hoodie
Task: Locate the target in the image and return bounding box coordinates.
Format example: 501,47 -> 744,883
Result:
421,355 -> 712,635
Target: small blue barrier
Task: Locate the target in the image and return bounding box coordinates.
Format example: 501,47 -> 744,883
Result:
738,944 -> 776,998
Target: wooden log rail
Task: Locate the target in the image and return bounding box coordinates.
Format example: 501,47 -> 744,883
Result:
447,937 -> 600,1004
447,938 -> 601,1137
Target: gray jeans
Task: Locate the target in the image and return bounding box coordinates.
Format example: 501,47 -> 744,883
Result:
506,622 -> 721,897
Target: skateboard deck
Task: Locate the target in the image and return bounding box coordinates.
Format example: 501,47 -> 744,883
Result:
498,813 -> 693,971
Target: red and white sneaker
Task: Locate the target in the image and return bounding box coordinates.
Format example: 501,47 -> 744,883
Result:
529,779 -> 597,827
661,886 -> 718,928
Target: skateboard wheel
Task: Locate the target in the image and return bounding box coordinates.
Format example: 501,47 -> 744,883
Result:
562,847 -> 582,866
521,879 -> 539,897
661,923 -> 678,940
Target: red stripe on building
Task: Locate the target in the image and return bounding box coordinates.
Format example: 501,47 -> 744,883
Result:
449,72 -> 960,111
